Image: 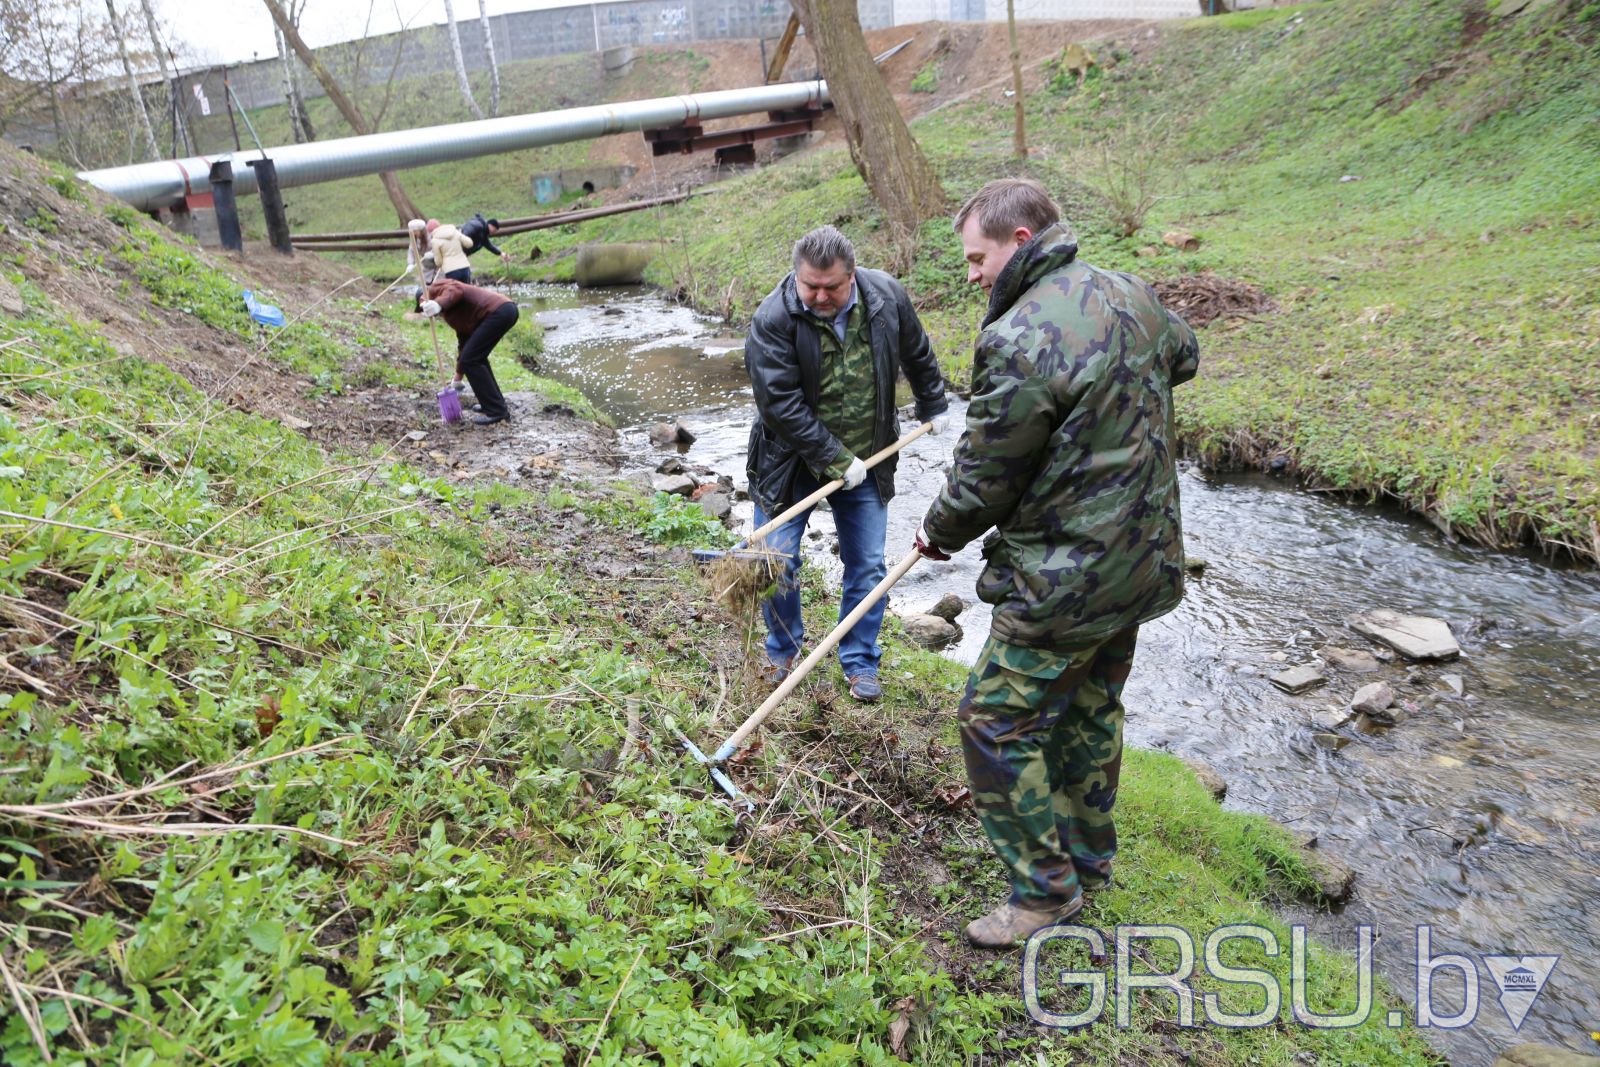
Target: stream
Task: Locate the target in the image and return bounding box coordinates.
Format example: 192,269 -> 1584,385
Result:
517,282 -> 1600,1066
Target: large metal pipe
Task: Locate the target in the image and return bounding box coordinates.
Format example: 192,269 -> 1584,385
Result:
77,81 -> 830,213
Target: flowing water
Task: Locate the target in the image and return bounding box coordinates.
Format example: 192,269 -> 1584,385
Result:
517,282 -> 1600,1065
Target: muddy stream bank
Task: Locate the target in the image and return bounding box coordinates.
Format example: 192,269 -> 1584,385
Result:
515,282 -> 1600,1066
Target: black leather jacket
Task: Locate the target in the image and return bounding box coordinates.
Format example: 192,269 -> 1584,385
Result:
744,267 -> 948,514
459,214 -> 502,258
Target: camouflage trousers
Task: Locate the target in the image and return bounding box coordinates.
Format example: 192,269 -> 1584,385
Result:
958,627 -> 1139,907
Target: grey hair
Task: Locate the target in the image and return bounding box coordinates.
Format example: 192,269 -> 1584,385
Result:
791,225 -> 856,275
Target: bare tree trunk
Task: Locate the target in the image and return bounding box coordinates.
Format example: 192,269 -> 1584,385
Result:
1007,0 -> 1025,160
478,0 -> 500,118
137,0 -> 187,155
103,0 -> 160,161
787,0 -> 944,258
443,0 -> 484,120
275,23 -> 304,143
260,0 -> 419,223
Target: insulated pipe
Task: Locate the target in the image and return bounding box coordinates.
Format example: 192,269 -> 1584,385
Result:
77,80 -> 830,213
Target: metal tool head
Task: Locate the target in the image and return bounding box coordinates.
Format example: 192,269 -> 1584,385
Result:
664,716 -> 755,813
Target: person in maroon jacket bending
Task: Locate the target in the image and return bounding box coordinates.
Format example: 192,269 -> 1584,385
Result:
421,279 -> 517,426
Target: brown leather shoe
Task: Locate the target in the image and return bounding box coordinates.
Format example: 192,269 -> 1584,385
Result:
964,894 -> 1084,949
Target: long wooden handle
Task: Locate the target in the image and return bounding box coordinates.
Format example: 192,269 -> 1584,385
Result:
744,421 -> 935,547
411,231 -> 446,382
714,548 -> 922,761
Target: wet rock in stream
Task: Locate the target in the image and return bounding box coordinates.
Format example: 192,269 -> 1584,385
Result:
1350,680 -> 1396,719
899,613 -> 962,649
925,592 -> 966,621
1319,646 -> 1381,673
647,421 -> 697,448
1349,608 -> 1461,661
1271,664 -> 1327,693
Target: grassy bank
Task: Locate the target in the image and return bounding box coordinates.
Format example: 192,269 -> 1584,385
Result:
0,164 -> 1440,1062
523,0 -> 1597,561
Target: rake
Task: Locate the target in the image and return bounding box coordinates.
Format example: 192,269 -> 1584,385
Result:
671,547 -> 924,811
409,230 -> 460,424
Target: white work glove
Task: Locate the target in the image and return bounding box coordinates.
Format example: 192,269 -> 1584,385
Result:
929,413 -> 951,436
420,300 -> 442,317
842,457 -> 868,490
407,218 -> 427,233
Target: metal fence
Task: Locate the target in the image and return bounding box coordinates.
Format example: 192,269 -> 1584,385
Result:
212,0 -> 1186,114
5,0 -> 1192,158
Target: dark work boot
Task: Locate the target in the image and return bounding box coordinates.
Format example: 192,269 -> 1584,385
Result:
462,362 -> 509,423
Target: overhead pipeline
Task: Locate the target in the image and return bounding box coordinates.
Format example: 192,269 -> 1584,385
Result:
77,80 -> 830,213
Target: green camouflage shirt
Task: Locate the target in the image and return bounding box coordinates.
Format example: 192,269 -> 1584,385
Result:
922,222 -> 1200,650
811,298 -> 878,480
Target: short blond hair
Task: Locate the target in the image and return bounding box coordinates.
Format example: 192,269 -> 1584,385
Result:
953,178 -> 1060,240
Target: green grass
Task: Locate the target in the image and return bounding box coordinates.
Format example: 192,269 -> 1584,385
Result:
519,0 -> 1598,559
0,199 -> 1434,1064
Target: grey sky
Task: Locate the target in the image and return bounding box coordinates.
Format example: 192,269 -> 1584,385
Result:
163,0 -> 577,67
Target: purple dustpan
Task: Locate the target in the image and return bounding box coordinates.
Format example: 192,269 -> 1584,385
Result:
437,385 -> 463,423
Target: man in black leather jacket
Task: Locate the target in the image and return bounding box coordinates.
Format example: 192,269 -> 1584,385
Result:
743,225 -> 949,702
460,213 -> 511,267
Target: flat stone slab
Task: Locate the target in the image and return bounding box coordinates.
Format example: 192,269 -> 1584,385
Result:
1270,664 -> 1327,694
1493,1044 -> 1600,1067
1348,609 -> 1461,661
1320,646 -> 1381,673
1310,705 -> 1354,731
650,473 -> 696,497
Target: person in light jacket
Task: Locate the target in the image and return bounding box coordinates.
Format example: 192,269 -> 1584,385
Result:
426,219 -> 475,283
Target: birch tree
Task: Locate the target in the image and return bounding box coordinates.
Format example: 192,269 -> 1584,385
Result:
137,0 -> 187,155
102,0 -> 160,160
259,0 -> 420,223
442,0 -> 484,120
478,0 -> 500,118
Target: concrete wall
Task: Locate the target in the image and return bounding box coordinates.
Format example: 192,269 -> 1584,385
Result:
995,0 -> 1195,19
892,0 -> 1193,18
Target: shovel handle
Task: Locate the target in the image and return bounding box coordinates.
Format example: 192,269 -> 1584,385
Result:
742,421 -> 935,547
714,548 -> 922,761
410,231 -> 447,383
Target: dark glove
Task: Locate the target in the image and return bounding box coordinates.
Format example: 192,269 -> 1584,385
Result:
914,524 -> 951,561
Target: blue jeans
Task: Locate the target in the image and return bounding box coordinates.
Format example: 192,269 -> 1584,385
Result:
754,467 -> 889,679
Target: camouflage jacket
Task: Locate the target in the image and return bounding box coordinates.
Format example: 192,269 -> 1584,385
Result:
922,223 -> 1199,650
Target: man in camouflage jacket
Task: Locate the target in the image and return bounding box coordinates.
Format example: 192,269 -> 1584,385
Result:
915,178 -> 1199,947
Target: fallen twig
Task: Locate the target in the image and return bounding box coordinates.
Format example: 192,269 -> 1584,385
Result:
0,508 -> 227,562
0,656 -> 56,698
581,944 -> 647,1067
4,736 -> 349,814
399,602 -> 481,735
0,949 -> 50,1062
